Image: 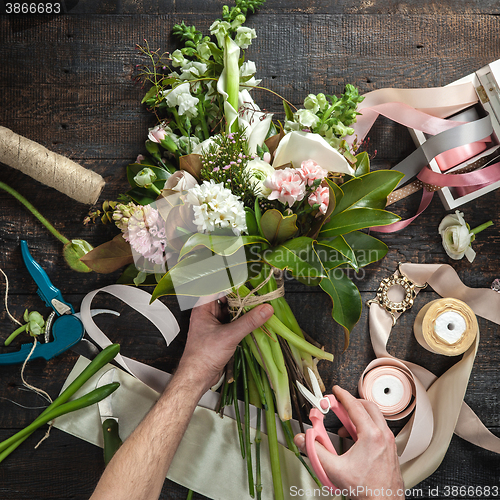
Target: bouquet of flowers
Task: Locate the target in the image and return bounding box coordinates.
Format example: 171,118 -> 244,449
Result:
82,1 -> 403,497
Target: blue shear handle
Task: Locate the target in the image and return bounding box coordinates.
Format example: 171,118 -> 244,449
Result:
0,315 -> 84,365
21,240 -> 74,315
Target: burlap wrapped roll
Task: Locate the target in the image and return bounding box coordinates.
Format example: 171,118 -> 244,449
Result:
0,126 -> 105,205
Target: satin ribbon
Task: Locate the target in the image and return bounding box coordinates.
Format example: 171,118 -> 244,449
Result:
366,263 -> 500,489
54,285 -> 344,499
349,83 -> 479,144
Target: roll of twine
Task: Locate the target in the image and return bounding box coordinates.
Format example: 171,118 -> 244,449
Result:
227,268 -> 284,320
0,126 -> 105,205
413,297 -> 478,356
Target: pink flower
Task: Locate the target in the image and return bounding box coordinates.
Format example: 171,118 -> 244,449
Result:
165,170 -> 198,192
299,159 -> 328,186
148,125 -> 167,143
308,185 -> 329,215
264,168 -> 306,207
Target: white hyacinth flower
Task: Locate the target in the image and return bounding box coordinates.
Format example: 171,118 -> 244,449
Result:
186,180 -> 247,235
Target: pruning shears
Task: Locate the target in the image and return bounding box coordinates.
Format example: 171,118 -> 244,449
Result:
296,367 -> 358,490
0,240 -> 118,365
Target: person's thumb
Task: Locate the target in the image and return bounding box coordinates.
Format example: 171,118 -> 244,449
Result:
223,304 -> 274,343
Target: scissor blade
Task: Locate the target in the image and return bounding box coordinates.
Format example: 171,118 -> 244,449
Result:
296,381 -> 322,410
307,367 -> 324,400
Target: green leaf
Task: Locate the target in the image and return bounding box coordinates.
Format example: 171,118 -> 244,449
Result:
117,264 -> 158,286
141,86 -> 160,104
315,236 -> 358,271
319,269 -> 362,347
245,208 -> 260,236
64,239 -> 93,273
283,100 -> 294,121
343,231 -> 388,267
125,187 -> 157,206
320,208 -> 400,237
262,237 -> 325,286
331,170 -> 404,215
254,198 -> 265,238
260,209 -> 298,246
151,246 -> 261,300
179,233 -> 268,259
79,234 -> 133,274
354,151 -> 370,176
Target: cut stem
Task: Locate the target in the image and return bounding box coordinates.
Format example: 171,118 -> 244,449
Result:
0,181 -> 70,245
471,220 -> 493,235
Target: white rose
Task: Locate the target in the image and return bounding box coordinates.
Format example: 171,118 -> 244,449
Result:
245,158 -> 275,197
438,211 -> 476,262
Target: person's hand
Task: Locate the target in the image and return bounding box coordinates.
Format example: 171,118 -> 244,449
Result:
294,386 -> 404,500
177,297 -> 274,391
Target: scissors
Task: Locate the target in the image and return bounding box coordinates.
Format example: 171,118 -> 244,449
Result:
297,367 -> 358,490
0,240 -> 118,365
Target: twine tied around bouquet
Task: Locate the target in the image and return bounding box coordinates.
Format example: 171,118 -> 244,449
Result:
227,268 -> 285,321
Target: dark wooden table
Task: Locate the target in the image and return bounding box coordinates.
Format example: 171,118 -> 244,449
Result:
1,1 -> 500,499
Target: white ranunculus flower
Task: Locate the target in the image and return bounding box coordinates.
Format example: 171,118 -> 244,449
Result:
294,109 -> 320,129
165,170 -> 198,192
245,158 -> 275,197
273,131 -> 354,175
234,27 -> 257,49
438,211 -> 476,262
164,82 -> 199,118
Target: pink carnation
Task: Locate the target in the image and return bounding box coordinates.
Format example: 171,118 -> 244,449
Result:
264,168 -> 306,207
299,159 -> 328,186
308,185 -> 329,215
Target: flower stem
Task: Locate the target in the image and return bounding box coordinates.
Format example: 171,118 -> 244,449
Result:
0,181 -> 70,245
255,408 -> 263,500
4,324 -> 27,346
261,369 -> 284,500
151,184 -> 162,196
242,353 -> 255,498
470,220 -> 493,235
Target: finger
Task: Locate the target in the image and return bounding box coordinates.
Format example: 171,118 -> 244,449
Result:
294,433 -> 306,454
337,426 -> 350,438
332,386 -> 374,435
223,304 -> 274,344
358,398 -> 389,432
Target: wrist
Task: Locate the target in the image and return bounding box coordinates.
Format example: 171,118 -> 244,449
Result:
174,358 -> 215,396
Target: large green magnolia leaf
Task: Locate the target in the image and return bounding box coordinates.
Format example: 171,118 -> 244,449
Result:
354,152 -> 370,176
315,235 -> 358,271
262,237 -> 325,286
320,208 -> 400,237
260,209 -> 298,246
179,233 -> 268,258
151,246 -> 261,300
79,234 -> 132,274
319,269 -> 362,348
331,170 -> 404,214
343,231 -> 388,267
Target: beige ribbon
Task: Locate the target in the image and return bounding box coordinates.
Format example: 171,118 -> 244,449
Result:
367,263 -> 500,489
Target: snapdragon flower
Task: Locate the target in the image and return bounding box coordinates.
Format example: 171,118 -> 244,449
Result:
171,49 -> 188,67
210,20 -> 231,47
293,108 -> 320,129
164,82 -> 199,118
234,26 -> 257,49
240,60 -> 261,89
